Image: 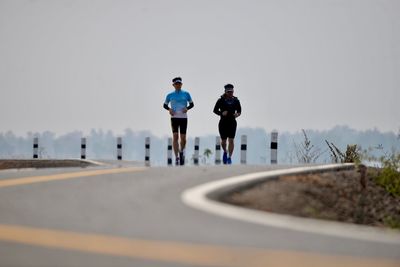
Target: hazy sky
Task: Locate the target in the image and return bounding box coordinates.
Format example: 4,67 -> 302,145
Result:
1,0 -> 399,137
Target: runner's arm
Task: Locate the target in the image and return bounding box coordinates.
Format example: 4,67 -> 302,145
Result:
213,99 -> 222,116
187,102 -> 194,110
164,95 -> 175,115
164,103 -> 175,116
236,99 -> 242,114
235,99 -> 242,118
164,94 -> 171,111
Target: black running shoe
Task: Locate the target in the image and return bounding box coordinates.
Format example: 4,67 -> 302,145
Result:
175,157 -> 180,166
179,151 -> 185,166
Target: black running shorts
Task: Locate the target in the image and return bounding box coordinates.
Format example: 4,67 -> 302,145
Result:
218,119 -> 237,139
171,118 -> 188,134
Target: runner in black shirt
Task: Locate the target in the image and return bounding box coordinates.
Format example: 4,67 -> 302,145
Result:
213,84 -> 241,164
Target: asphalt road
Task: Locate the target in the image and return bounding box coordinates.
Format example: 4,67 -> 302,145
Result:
0,164 -> 399,267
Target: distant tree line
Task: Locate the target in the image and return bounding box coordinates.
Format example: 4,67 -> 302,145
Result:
0,125 -> 399,166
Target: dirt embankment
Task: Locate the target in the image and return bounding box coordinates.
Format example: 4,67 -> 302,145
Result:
223,168 -> 400,229
0,159 -> 96,170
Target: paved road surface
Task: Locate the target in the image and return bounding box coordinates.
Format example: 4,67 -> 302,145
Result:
0,164 -> 399,267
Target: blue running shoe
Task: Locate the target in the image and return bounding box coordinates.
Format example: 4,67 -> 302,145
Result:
222,152 -> 228,164
227,157 -> 232,165
175,157 -> 180,166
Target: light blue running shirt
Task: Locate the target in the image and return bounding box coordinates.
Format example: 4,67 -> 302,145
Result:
164,90 -> 193,118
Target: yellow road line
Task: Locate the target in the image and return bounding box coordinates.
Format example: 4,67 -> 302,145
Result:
0,167 -> 146,188
0,224 -> 398,267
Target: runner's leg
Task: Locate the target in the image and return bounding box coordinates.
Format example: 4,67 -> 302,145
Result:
171,118 -> 180,158
227,120 -> 237,163
219,120 -> 228,153
228,138 -> 234,157
219,120 -> 228,164
221,139 -> 227,153
173,133 -> 179,158
179,119 -> 188,165
180,134 -> 186,152
179,118 -> 188,151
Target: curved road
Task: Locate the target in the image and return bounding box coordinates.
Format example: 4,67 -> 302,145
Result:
0,164 -> 399,267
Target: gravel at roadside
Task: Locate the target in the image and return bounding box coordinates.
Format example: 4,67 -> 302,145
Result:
223,168 -> 400,229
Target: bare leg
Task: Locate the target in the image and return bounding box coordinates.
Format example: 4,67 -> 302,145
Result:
180,134 -> 187,152
228,138 -> 234,157
173,132 -> 179,158
221,138 -> 227,153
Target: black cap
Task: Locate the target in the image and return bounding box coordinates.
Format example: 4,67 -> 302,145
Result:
224,84 -> 234,91
172,77 -> 182,84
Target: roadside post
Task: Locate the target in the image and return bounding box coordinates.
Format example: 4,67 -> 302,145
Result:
117,137 -> 122,160
215,136 -> 221,165
145,137 -> 150,167
33,137 -> 39,159
240,135 -> 247,164
194,137 -> 200,165
271,130 -> 278,164
81,137 -> 86,160
167,137 -> 173,166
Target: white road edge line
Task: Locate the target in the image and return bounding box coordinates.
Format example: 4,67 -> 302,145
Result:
181,164 -> 400,245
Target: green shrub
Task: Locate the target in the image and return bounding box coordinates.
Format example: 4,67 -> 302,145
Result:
375,151 -> 400,197
383,216 -> 400,229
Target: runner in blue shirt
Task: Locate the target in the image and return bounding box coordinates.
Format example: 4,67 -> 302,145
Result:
163,77 -> 194,165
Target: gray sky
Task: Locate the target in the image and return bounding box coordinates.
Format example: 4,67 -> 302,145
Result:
1,0 -> 399,137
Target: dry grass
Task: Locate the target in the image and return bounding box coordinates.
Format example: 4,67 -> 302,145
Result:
223,168 -> 400,229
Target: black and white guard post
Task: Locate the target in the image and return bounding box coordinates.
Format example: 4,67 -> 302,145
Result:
81,137 -> 86,160
193,137 -> 200,165
271,130 -> 278,164
215,136 -> 221,165
145,137 -> 150,167
167,137 -> 173,166
240,135 -> 247,164
117,137 -> 122,160
33,137 -> 39,159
